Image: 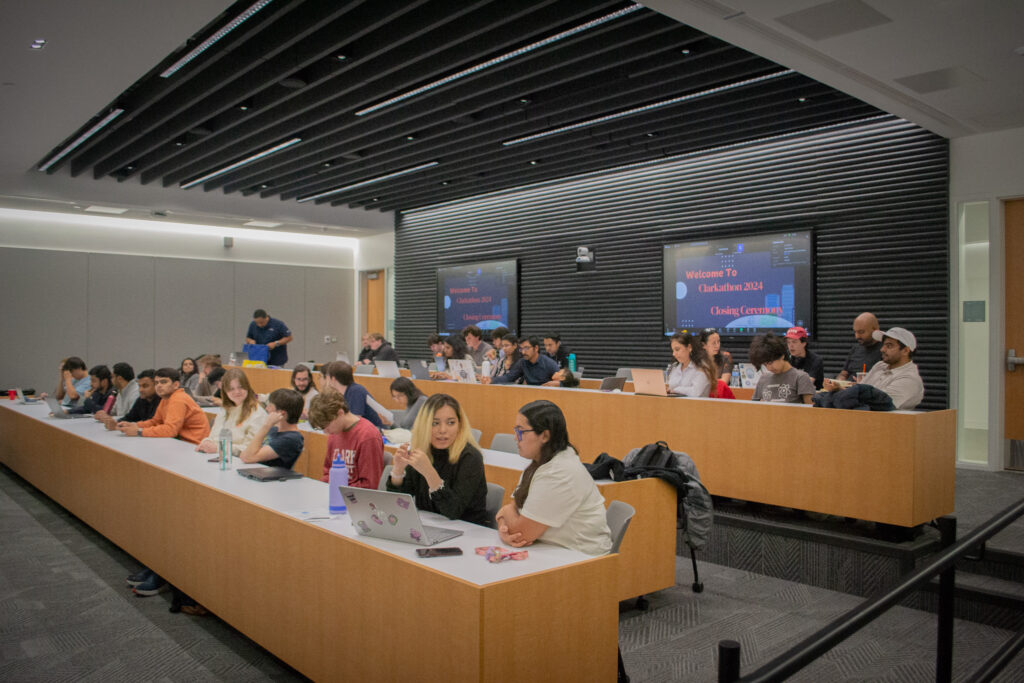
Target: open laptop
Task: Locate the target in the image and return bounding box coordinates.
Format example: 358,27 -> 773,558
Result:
408,360 -> 432,380
599,376 -> 626,392
15,388 -> 42,404
338,485 -> 464,546
374,360 -> 401,378
737,363 -> 761,389
446,358 -> 477,384
237,466 -> 303,482
630,368 -> 677,397
44,395 -> 92,418
353,363 -> 375,375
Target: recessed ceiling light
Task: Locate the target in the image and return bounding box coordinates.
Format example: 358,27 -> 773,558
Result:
322,161 -> 333,168
336,54 -> 347,62
680,48 -> 691,55
406,134 -> 417,141
84,205 -> 129,214
243,220 -> 281,228
440,180 -> 450,185
646,132 -> 658,138
31,39 -> 47,50
518,97 -> 532,105
529,160 -> 539,165
798,97 -> 808,103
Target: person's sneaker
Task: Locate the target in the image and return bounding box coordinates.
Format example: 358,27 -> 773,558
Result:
126,568 -> 153,587
133,573 -> 167,596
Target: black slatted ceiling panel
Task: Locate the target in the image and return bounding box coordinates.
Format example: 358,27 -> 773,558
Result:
395,117 -> 949,409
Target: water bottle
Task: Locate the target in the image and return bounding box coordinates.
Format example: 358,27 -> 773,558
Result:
329,449 -> 348,514
102,391 -> 117,413
218,428 -> 232,470
229,352 -> 237,366
481,359 -> 492,377
731,367 -> 741,387
568,353 -> 577,373
435,356 -> 446,372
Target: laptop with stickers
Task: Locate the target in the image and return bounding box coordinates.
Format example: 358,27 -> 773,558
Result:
337,485 -> 463,546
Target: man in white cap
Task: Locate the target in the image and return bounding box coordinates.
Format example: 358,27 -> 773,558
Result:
853,327 -> 924,409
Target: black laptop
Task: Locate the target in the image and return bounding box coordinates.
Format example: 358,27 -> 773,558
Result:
237,467 -> 303,482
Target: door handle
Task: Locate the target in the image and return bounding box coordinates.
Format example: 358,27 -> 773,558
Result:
1010,349 -> 1024,372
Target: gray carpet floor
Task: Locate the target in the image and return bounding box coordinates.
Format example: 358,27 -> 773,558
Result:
3,463 -> 1024,682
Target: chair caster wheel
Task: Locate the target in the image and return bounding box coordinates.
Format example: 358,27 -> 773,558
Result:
692,582 -> 704,593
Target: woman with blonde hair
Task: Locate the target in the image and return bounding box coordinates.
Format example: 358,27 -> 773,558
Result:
387,393 -> 489,525
196,368 -> 266,455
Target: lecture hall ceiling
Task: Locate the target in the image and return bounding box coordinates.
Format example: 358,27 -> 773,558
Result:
29,0 -> 884,215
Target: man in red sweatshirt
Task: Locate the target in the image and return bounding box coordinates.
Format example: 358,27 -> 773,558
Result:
309,391 -> 384,488
117,367 -> 211,444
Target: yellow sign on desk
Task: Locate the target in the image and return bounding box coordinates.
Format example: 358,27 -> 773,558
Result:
242,360 -> 267,368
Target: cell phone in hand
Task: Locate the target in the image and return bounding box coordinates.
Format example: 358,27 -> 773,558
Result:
416,547 -> 463,558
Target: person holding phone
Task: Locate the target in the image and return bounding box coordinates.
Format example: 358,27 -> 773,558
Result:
495,400 -> 611,556
387,393 -> 489,526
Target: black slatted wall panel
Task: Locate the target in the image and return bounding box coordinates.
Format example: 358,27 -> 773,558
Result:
395,116 -> 950,409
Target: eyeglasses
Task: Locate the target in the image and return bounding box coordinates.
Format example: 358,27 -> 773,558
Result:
513,426 -> 535,441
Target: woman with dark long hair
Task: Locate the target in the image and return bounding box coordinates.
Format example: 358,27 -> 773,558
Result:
698,328 -> 734,382
495,401 -> 611,555
667,331 -> 717,397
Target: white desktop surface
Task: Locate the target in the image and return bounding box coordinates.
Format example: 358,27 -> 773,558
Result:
4,402 -> 596,586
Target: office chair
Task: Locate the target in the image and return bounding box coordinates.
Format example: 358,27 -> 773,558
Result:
484,482 -> 505,529
606,500 -> 636,683
470,428 -> 482,443
489,433 -> 517,453
378,465 -> 392,490
615,368 -> 633,381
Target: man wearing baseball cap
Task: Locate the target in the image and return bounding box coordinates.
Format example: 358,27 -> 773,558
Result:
785,327 -> 824,390
855,327 -> 924,409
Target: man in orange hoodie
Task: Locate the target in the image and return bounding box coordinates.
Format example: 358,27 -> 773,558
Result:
117,367 -> 210,444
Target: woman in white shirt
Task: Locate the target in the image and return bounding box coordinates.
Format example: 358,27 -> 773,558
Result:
290,364 -> 318,419
196,368 -> 266,456
495,400 -> 611,556
666,331 -> 717,397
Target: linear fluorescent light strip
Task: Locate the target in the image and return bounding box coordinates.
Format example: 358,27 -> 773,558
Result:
503,70 -> 796,146
297,161 -> 440,202
38,108 -> 125,171
160,0 -> 274,78
180,137 -> 302,189
354,4 -> 643,116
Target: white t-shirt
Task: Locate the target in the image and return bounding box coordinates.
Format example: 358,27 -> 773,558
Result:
203,403 -> 267,454
519,448 -> 612,556
862,360 -> 924,410
667,361 -> 711,397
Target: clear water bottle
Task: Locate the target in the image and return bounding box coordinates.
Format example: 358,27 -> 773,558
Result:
568,353 -> 577,373
218,428 -> 232,470
329,450 -> 348,514
435,356 -> 446,372
731,367 -> 741,387
480,359 -> 492,377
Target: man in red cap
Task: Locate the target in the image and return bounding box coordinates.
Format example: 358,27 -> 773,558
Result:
785,326 -> 824,389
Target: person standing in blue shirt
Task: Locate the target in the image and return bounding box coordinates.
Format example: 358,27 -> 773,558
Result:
245,308 -> 293,366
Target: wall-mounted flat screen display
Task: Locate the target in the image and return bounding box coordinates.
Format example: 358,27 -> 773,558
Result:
437,259 -> 518,335
663,230 -> 813,336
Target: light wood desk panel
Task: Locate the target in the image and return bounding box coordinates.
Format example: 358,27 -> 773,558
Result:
0,405 -> 618,682
237,367 -> 955,525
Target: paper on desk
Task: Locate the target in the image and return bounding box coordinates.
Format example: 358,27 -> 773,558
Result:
286,508 -> 345,522
382,428 -> 411,445
366,396 -> 394,423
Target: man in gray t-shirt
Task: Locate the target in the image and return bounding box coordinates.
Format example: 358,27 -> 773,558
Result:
749,333 -> 816,404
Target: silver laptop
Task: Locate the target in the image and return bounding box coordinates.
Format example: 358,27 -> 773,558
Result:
338,485 -> 464,546
44,395 -> 92,418
16,388 -> 42,404
354,363 -> 375,375
408,360 -> 431,380
599,376 -> 626,392
446,358 -> 478,384
737,363 -> 761,389
374,360 -> 401,378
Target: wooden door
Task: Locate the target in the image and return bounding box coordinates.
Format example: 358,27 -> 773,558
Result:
1006,199 -> 1024,440
363,269 -> 386,337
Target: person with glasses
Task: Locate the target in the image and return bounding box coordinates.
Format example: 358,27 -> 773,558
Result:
495,400 -> 611,556
482,335 -> 559,386
379,377 -> 427,429
386,394 -> 489,526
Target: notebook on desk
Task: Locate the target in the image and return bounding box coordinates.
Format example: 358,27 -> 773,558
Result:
338,485 -> 463,546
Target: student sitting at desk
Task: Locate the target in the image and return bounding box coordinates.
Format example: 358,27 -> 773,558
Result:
95,362 -> 139,423
495,400 -> 611,556
430,334 -> 474,380
49,356 -> 91,407
749,333 -> 815,404
290,364 -> 318,420
71,364 -> 116,414
309,391 -> 384,488
179,357 -> 197,387
319,361 -> 383,429
117,368 -> 211,443
380,377 -> 427,430
387,394 -> 489,526
239,388 -> 305,469
699,328 -> 734,384
491,333 -> 521,380
483,336 -> 559,386
99,370 -> 160,429
196,368 -> 267,456
667,331 -> 717,397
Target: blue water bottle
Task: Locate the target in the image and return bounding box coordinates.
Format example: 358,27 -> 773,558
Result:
328,449 -> 348,514
568,353 -> 577,374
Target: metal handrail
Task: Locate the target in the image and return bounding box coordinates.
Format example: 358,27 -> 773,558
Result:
719,495 -> 1024,682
